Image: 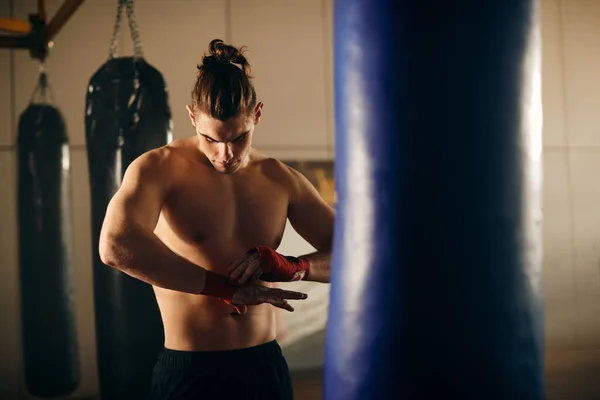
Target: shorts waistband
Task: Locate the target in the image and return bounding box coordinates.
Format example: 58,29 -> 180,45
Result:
157,340 -> 283,370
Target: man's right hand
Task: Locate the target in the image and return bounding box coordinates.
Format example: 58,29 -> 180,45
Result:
229,284 -> 308,314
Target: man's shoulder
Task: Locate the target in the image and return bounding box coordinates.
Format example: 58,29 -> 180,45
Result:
141,137 -> 200,166
132,146 -> 174,172
250,152 -> 298,180
248,154 -> 307,198
267,158 -> 306,183
127,140 -> 198,182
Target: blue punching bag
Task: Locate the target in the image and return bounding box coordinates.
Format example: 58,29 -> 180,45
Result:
325,1 -> 544,399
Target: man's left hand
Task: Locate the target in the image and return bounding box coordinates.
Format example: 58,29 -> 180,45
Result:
228,249 -> 264,284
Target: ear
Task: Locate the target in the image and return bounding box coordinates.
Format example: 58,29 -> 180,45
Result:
186,105 -> 196,127
253,102 -> 264,125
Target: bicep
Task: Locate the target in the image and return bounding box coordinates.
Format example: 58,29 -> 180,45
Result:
287,171 -> 335,251
102,155 -> 166,235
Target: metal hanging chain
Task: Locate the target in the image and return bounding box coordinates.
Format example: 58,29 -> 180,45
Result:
126,0 -> 144,59
108,0 -> 126,59
109,0 -> 144,60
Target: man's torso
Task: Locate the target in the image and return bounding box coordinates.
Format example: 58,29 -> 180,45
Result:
152,138 -> 294,351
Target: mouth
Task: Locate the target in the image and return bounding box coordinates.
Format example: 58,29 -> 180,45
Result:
218,159 -> 239,168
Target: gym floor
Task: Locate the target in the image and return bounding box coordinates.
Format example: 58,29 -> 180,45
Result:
290,349 -> 600,400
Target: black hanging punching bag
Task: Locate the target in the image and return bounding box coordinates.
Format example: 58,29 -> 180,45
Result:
17,71 -> 80,397
85,1 -> 170,399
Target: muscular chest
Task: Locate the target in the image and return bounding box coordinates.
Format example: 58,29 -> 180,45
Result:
161,173 -> 289,249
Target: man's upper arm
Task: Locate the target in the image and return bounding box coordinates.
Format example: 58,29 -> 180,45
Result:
101,151 -> 168,237
287,167 -> 335,251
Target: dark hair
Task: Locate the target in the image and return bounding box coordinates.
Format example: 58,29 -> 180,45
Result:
192,39 -> 257,121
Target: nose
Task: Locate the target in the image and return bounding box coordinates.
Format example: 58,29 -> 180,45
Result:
218,143 -> 233,162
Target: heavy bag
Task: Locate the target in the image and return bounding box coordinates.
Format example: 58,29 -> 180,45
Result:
85,1 -> 171,398
17,72 -> 80,397
325,0 -> 544,399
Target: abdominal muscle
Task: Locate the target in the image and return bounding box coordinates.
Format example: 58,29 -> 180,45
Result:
153,234 -> 278,352
155,290 -> 277,351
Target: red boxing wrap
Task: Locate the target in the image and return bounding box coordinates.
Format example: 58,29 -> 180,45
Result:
253,246 -> 310,282
200,269 -> 238,301
222,299 -> 246,315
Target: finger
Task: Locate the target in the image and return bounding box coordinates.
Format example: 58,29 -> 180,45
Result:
228,260 -> 248,279
266,297 -> 295,312
250,268 -> 264,283
230,255 -> 259,280
267,288 -> 308,300
229,258 -> 250,280
228,248 -> 259,273
227,253 -> 248,273
238,259 -> 262,284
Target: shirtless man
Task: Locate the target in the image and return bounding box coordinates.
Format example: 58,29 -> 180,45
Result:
98,39 -> 335,400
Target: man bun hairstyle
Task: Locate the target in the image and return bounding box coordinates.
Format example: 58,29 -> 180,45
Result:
192,39 -> 258,121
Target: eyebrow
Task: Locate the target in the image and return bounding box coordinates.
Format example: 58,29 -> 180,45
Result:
200,131 -> 249,143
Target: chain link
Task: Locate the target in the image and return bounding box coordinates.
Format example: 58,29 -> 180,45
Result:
109,1 -> 125,59
109,0 -> 143,60
126,0 -> 144,59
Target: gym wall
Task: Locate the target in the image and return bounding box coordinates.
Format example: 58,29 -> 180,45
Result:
541,0 -> 600,350
0,0 -> 598,399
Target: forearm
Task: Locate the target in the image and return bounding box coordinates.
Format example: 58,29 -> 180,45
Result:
301,250 -> 331,283
99,227 -> 217,294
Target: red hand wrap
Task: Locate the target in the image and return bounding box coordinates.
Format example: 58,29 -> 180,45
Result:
200,270 -> 238,301
221,299 -> 246,315
253,246 -> 310,282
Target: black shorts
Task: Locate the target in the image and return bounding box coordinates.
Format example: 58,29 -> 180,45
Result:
147,340 -> 293,400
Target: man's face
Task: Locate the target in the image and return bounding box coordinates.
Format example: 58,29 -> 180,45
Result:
187,104 -> 262,174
